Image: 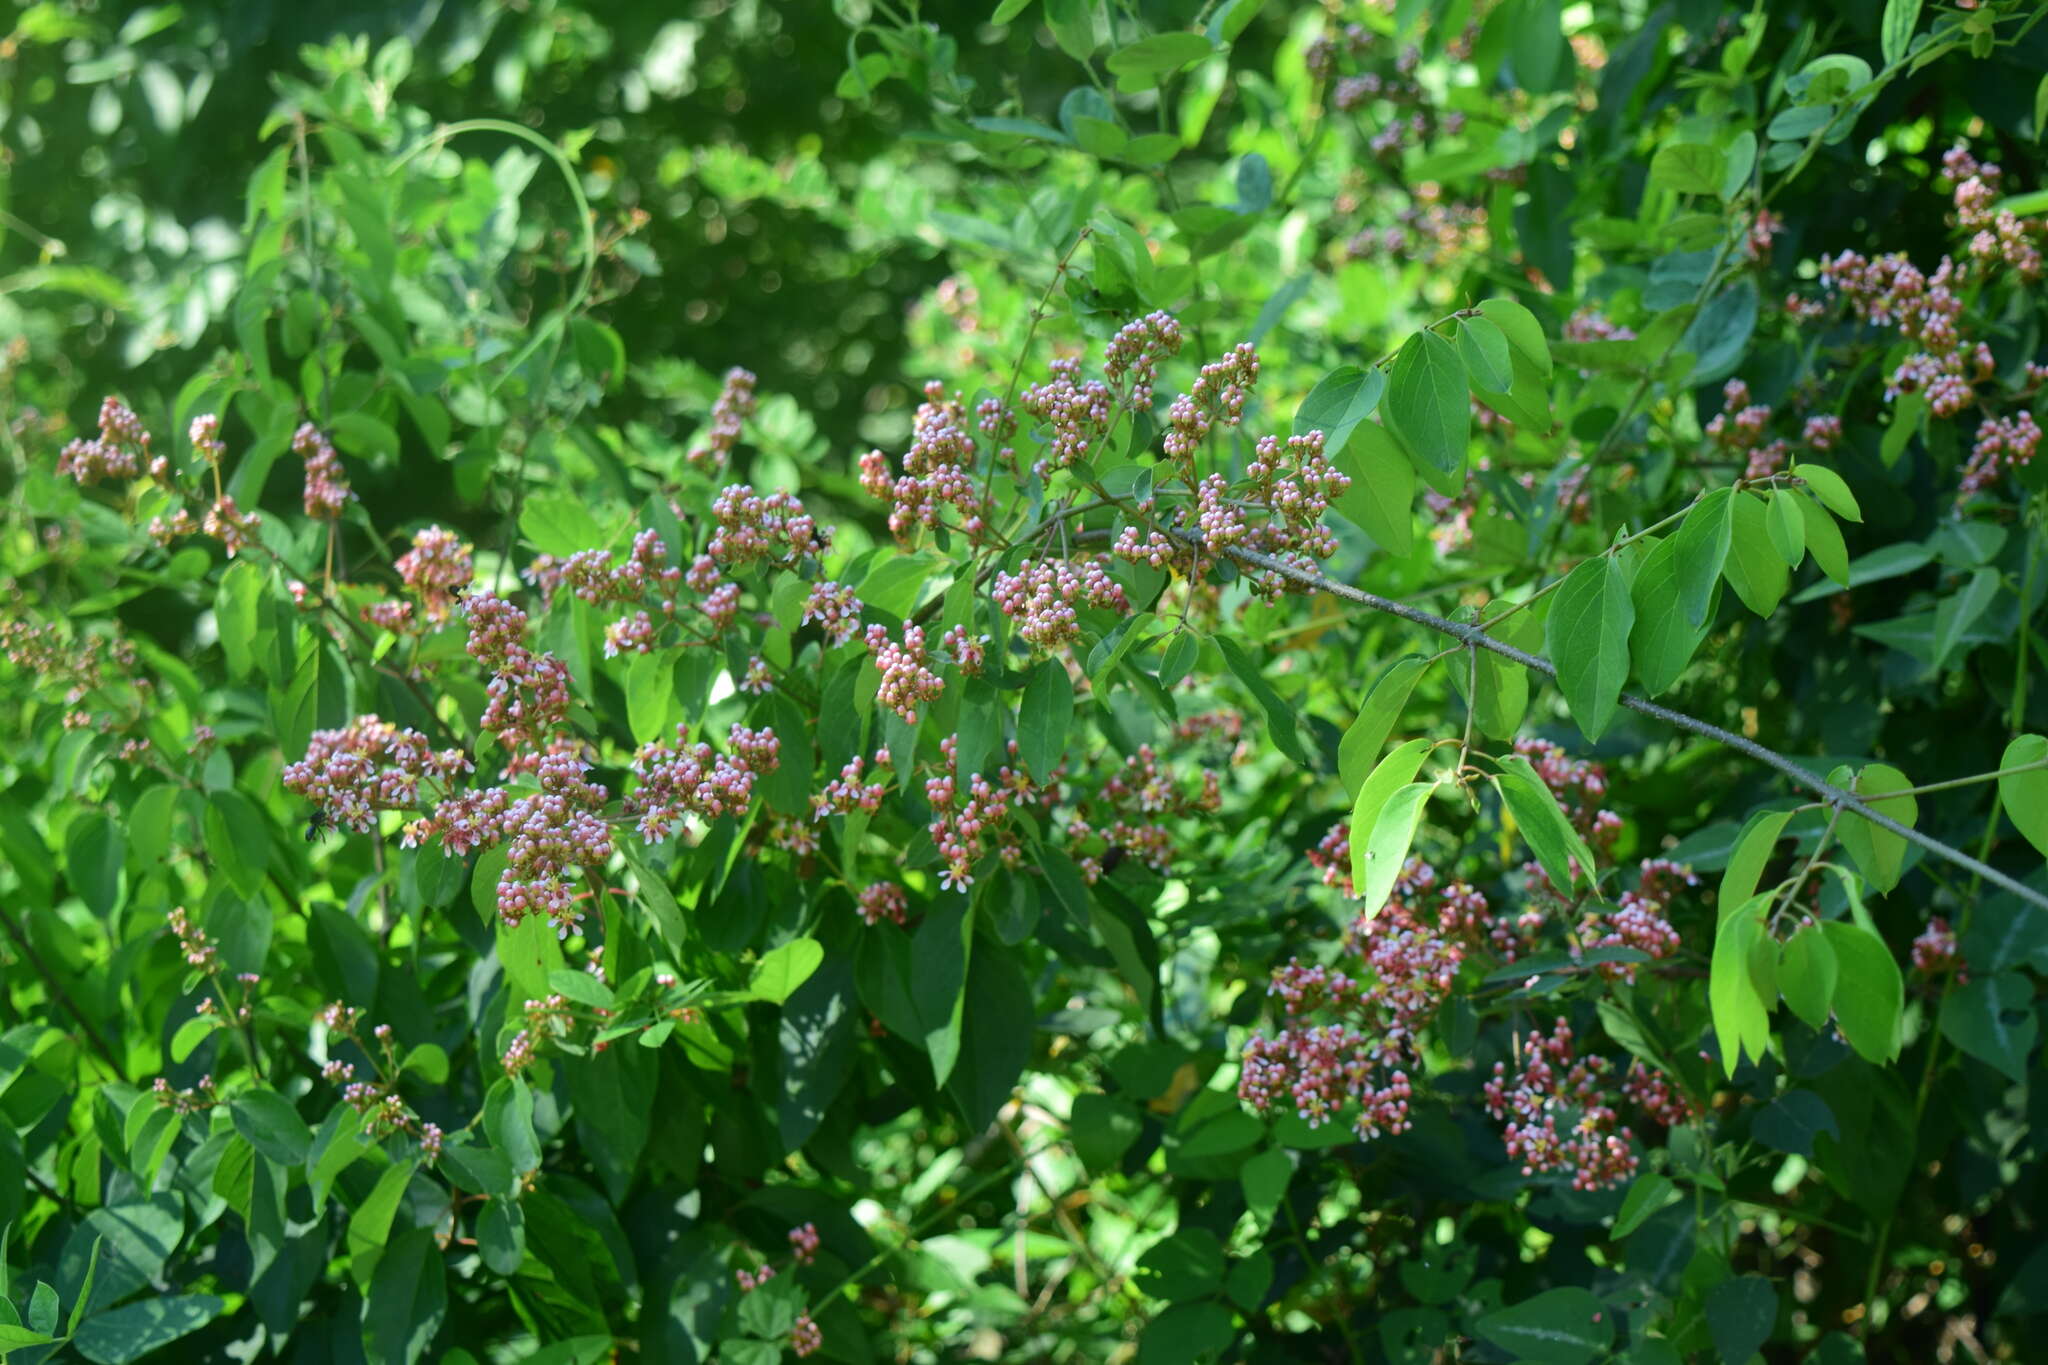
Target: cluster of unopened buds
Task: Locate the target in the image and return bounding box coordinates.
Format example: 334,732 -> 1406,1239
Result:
501,993 -> 577,1075
688,366 -> 757,470
464,594 -> 576,756
707,484 -> 831,569
1483,1018 -> 1680,1191
1911,916 -> 1966,980
865,622 -> 945,722
992,556 -> 1129,650
152,1074 -> 219,1114
625,722 -> 780,844
860,381 -> 992,542
57,396 -> 152,484
1576,859 -> 1694,981
1,619 -> 139,707
1067,744 -> 1222,882
283,714 -> 475,835
801,580 -> 863,646
297,422 -> 353,519
926,735 -> 1040,891
1959,412 -> 2041,504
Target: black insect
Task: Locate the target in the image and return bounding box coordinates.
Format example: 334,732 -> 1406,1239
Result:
304,808 -> 333,842
1099,844 -> 1128,875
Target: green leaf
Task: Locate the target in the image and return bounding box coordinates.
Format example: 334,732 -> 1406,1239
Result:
214,559 -> 264,680
1356,782 -> 1439,921
477,1197 -> 526,1276
1882,393 -> 1926,467
73,1295 -> 225,1365
1460,605 -> 1540,741
750,937 -> 823,1004
1711,894 -> 1774,1075
1722,129 -> 1759,199
1998,734 -> 2048,858
1454,317 -> 1513,392
1214,635 -> 1308,766
1294,365 -> 1387,459
1767,490 -> 1806,566
1931,566 -> 2000,670
1683,279 -> 1758,384
1650,141 -> 1726,196
1674,487 -> 1736,627
346,1160 -> 418,1287
1723,491 -> 1789,617
1135,1228 -> 1226,1302
1821,920 -> 1903,1063
1070,1092 -> 1142,1173
1044,0 -> 1101,61
1338,658 -> 1430,797
1475,1287 -> 1612,1365
1881,0 -> 1922,66
993,0 -> 1035,22
914,901 -> 973,1087
1798,495 -> 1849,587
546,968 -> 615,1010
364,1228 -> 447,1365
1613,1173 -> 1679,1238
1753,1089 -> 1840,1157
625,650 -> 677,746
1939,972 -> 2038,1083
1104,32 -> 1213,92
1630,534 -> 1711,695
1384,330 -> 1470,494
520,489 -> 610,557
483,1078 -> 541,1174
1496,770 -> 1588,894
1778,922 -> 1838,1030
1240,1148 -> 1292,1229
1019,658 -> 1081,777
1722,809 -> 1792,915
204,790 -> 270,900
1832,762 -> 1915,894
1794,462 -> 1861,521
1477,297 -> 1552,377
1707,1275 -> 1778,1365
1331,420 -> 1415,556
231,1091 -> 312,1167
1348,738 -> 1433,892
64,811 -> 126,919
1546,555 -> 1634,741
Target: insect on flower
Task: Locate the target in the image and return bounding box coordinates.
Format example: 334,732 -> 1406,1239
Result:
304,807 -> 334,842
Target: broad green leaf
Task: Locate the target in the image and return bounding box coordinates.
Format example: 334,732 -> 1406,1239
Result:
1475,1287 -> 1612,1365
346,1160 -> 418,1287
1044,0 -> 1101,60
1070,1092 -> 1142,1173
1881,0 -> 1922,66
1293,365 -> 1386,457
1831,762 -> 1915,894
1753,1089 -> 1840,1157
483,1079 -> 540,1174
1706,1275 -> 1778,1365
1882,393 -> 1926,466
519,489 -> 609,557
73,1295 -> 225,1365
1461,605 -> 1540,740
1778,922 -> 1838,1030
545,968 -> 614,1011
1135,1227 -> 1226,1302
1546,555 -> 1634,741
364,1228 -> 447,1365
1339,658 -> 1430,797
64,811 -> 126,919
750,937 -> 823,1004
1938,972 -> 2038,1082
1650,141 -> 1726,196
1998,734 -> 2048,858
1723,491 -> 1789,617
1683,279 -> 1758,384
1214,635 -> 1308,766
1331,420 -> 1415,556
1470,347 -> 1555,432
1613,1173 -> 1679,1238
1798,495 -> 1849,586
1794,462 -> 1862,521
1018,657 -> 1074,779
1767,489 -> 1806,566
1356,782 -> 1439,920
1721,809 -> 1792,916
476,1198 -> 525,1276
1104,32 -> 1213,92
231,1091 -> 312,1167
1495,752 -> 1600,879
1674,487 -> 1735,626
1348,739 -> 1433,892
1930,566 -> 2000,670
1158,630 -> 1201,688
1240,1148 -> 1292,1229
1384,330 -> 1470,495
1630,534 -> 1711,695
1711,894 -> 1774,1074
1721,129 -> 1758,199
1496,772 -> 1584,894
1477,297 -> 1552,376
1454,316 -> 1513,392
1821,920 -> 1903,1063
913,901 -> 973,1088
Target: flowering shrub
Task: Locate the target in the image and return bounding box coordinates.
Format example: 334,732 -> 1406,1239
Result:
4,2 -> 2048,1364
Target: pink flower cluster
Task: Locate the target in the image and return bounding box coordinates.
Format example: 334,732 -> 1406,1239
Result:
688,366 -> 757,470
1483,1019 -> 1641,1191
801,580 -> 863,646
1066,744 -> 1222,881
1911,916 -> 1965,980
297,423 -> 353,519
859,381 -> 991,542
395,527 -> 476,623
865,622 -> 945,723
282,715 -> 476,834
813,750 -> 891,821
925,734 -> 1037,891
525,530 -> 680,611
464,594 -> 574,757
625,721 -> 780,843
991,556 -> 1129,650
708,485 -> 831,569
1102,311 -> 1185,409
1959,412 -> 2040,503
1163,343 -> 1259,464
58,397 -> 151,485
1576,858 -> 1694,981
1018,356 -> 1117,477
1705,378 -> 1789,480
857,882 -> 908,926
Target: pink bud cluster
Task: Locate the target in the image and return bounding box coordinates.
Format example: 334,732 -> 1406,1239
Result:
1910,916 -> 1965,979
626,721 -> 779,843
688,366 -> 757,470
167,904 -> 217,971
1066,744 -> 1221,882
1959,412 -> 2040,503
801,580 -> 863,646
926,734 -> 1037,891
1483,1018 -> 1642,1191
708,485 -> 831,569
791,1313 -> 823,1358
789,1222 -> 820,1264
1102,311 -> 1185,410
1018,356 -> 1117,477
991,556 -> 1129,650
297,423 -> 353,519
1,620 -> 139,706
813,750 -> 891,821
1576,859 -> 1694,981
1163,343 -> 1260,464
1343,200 -> 1487,269
199,494 -> 263,559
526,530 -> 681,611
857,882 -> 909,926
865,622 -> 945,723
460,595 -> 575,757
394,527 -> 476,623
1705,378 -> 1790,480
1946,143 -> 2044,279
283,715 -> 476,834
58,397 -> 151,484
859,382 -> 990,542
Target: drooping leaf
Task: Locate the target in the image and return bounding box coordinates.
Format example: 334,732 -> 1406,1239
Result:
1711,894 -> 1774,1075
1384,330 -> 1470,494
1348,739 -> 1433,893
1338,658 -> 1430,797
1998,734 -> 2048,858
1546,555 -> 1634,741
1331,420 -> 1415,557
1831,762 -> 1915,894
1821,920 -> 1903,1064
1674,487 -> 1736,627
